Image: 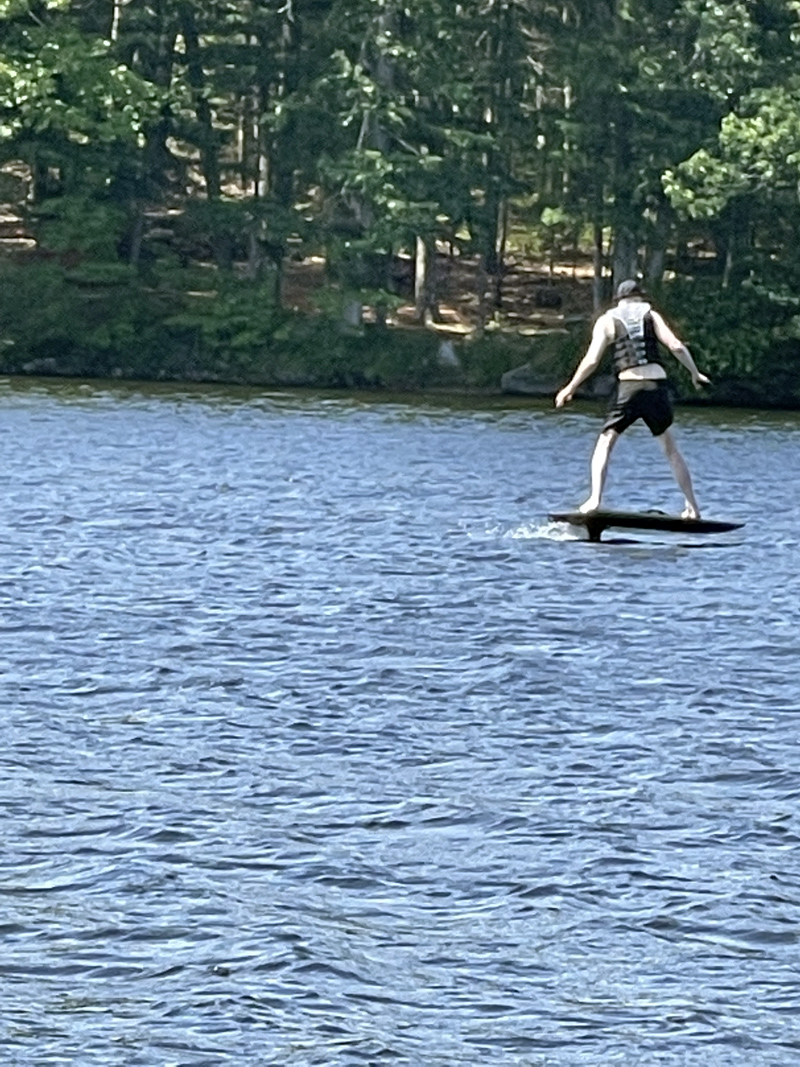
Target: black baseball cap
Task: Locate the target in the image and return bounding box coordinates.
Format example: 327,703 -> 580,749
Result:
615,279 -> 644,300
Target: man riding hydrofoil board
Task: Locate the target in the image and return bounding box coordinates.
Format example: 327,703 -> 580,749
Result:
554,279 -> 710,517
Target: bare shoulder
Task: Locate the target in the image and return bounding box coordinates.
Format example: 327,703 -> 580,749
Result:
593,309 -> 615,338
650,308 -> 682,346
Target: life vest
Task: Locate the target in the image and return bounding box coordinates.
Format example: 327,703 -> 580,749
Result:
610,300 -> 661,374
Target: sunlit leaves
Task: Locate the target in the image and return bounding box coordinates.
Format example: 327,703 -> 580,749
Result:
0,0 -> 69,16
665,83 -> 800,218
679,0 -> 760,99
0,17 -> 155,145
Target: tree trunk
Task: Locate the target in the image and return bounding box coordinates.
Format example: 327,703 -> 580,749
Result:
645,205 -> 670,292
271,9 -> 299,207
110,0 -> 122,42
645,244 -> 666,291
493,197 -> 508,308
484,182 -> 501,275
592,223 -> 605,310
272,257 -> 283,306
475,253 -> 489,336
240,60 -> 260,196
247,228 -> 262,281
128,211 -> 145,268
612,226 -> 638,290
414,236 -> 440,323
179,3 -> 221,201
722,246 -> 733,290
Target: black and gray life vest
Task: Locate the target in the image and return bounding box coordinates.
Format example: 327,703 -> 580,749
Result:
610,300 -> 661,374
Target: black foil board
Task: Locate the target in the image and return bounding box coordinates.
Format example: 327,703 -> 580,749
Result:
549,509 -> 745,542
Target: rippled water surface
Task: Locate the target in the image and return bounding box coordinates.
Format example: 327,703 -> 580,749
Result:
2,377 -> 799,1066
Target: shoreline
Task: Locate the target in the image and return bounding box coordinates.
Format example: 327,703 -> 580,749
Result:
1,369 -> 797,419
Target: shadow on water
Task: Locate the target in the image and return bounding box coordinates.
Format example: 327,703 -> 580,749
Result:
587,536 -> 742,550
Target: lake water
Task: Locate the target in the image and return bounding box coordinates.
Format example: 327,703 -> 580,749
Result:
1,377 -> 799,1066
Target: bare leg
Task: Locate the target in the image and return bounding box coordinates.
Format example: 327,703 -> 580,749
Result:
579,429 -> 619,512
657,428 -> 700,518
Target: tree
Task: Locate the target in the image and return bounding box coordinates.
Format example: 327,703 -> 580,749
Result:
532,0 -> 733,302
664,1 -> 800,290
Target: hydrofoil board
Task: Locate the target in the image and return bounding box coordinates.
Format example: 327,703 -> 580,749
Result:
549,508 -> 744,543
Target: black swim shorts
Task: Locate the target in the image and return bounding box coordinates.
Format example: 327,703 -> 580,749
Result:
602,379 -> 674,437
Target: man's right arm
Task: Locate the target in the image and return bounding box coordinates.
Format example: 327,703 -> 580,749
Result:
555,315 -> 611,407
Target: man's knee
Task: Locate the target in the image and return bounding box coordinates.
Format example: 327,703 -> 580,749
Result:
657,428 -> 677,455
597,429 -> 618,452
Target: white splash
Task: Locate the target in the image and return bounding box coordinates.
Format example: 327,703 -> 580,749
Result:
503,520 -> 580,541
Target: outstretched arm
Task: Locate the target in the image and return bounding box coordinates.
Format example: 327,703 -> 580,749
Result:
651,311 -> 710,390
555,316 -> 611,407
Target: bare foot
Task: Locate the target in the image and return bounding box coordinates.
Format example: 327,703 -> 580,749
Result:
682,506 -> 700,520
578,499 -> 600,514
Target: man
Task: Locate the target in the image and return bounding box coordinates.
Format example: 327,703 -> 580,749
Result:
554,279 -> 710,517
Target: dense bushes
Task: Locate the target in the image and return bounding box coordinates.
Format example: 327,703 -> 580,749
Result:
1,260 -> 799,407
661,279 -> 800,406
0,260 -> 559,391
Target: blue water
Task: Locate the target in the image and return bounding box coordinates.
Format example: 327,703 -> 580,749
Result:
1,378 -> 798,1065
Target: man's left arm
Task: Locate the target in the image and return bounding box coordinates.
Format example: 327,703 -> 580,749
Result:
651,311 -> 710,389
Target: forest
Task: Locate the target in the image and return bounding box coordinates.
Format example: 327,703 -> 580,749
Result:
1,0 -> 800,403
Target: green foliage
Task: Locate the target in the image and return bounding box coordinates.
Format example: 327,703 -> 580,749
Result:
0,14 -> 154,145
665,83 -> 800,218
162,275 -> 291,376
32,195 -> 130,256
462,328 -> 581,389
1,0 -> 800,403
662,278 -> 800,403
0,260 -> 168,375
0,260 -> 437,388
676,0 -> 760,99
